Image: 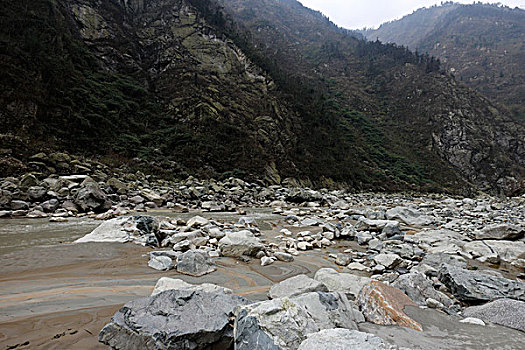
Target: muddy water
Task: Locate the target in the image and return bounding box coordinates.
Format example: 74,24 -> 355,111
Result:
0,209 -> 344,349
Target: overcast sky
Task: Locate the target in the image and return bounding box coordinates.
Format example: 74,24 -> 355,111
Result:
298,0 -> 525,29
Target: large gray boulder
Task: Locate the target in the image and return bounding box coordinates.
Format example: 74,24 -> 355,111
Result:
269,275 -> 328,299
75,216 -> 162,246
463,299 -> 525,332
438,264 -> 525,303
314,268 -> 371,300
463,240 -> 525,264
354,217 -> 399,232
234,292 -> 364,350
74,178 -> 111,213
474,224 -> 524,241
392,273 -> 453,308
148,256 -> 174,271
176,250 -> 216,277
298,329 -> 391,350
218,230 -> 265,257
99,289 -> 250,350
386,206 -> 433,226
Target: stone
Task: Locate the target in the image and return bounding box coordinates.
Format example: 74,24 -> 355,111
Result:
357,281 -> 423,331
140,189 -> 163,206
356,231 -> 373,245
176,250 -> 216,277
373,253 -> 403,269
237,216 -> 258,227
386,206 -> 432,226
261,256 -> 275,266
148,255 -> 174,271
219,230 -> 264,257
314,268 -> 371,300
74,179 -> 110,213
382,222 -> 402,237
392,273 -> 453,307
298,329 -> 390,350
10,200 -> 29,211
234,292 -> 363,350
335,254 -> 352,266
27,186 -> 47,201
405,230 -> 466,255
26,210 -> 47,218
463,240 -> 525,263
459,317 -> 486,326
187,215 -> 209,228
99,289 -> 249,350
438,264 -> 525,303
19,174 -> 39,190
269,275 -> 328,299
274,252 -> 294,262
41,199 -> 59,212
107,178 -> 128,194
463,299 -> 525,332
75,216 -> 161,246
347,262 -> 370,272
354,217 -> 399,232
474,224 -> 524,241
152,277 -> 232,296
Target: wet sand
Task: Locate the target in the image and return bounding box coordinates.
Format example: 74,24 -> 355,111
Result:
0,237 -> 339,349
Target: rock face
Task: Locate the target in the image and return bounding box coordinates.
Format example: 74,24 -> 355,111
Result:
438,264 -> 525,303
463,299 -> 525,332
392,273 -> 453,308
75,216 -> 161,246
314,268 -> 371,300
99,289 -> 250,350
234,292 -> 364,350
269,275 -> 328,299
298,329 -> 391,350
218,230 -> 265,257
176,250 -> 216,277
152,278 -> 232,296
474,224 -> 524,241
358,281 -> 423,331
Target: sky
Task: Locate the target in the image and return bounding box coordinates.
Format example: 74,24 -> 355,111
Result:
298,0 -> 525,29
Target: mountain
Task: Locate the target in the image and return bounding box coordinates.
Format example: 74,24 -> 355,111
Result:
363,2 -> 525,121
1,0 -> 524,195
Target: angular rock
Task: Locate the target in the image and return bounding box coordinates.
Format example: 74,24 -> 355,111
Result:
187,215 -> 209,228
218,230 -> 264,257
27,186 -> 47,201
357,281 -> 423,331
148,255 -> 174,271
152,277 -> 232,296
274,252 -> 294,262
10,200 -> 29,211
269,274 -> 328,299
392,273 -> 453,307
386,206 -> 433,226
463,298 -> 525,332
474,224 -> 524,241
373,253 -> 403,269
463,240 -> 525,264
438,264 -> 525,303
314,268 -> 371,300
140,189 -> 163,206
74,179 -> 111,213
234,292 -> 363,350
354,217 -> 399,232
41,199 -> 59,212
298,329 -> 390,350
176,249 -> 215,277
99,289 -> 249,350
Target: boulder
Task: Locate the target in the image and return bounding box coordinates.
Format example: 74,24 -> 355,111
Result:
438,264 -> 525,303
218,230 -> 265,257
148,255 -> 174,271
152,277 -> 232,296
274,252 -> 294,262
176,250 -> 216,277
314,268 -> 371,300
234,292 -> 363,350
474,224 -> 524,241
19,173 -> 39,190
0,190 -> 12,209
269,275 -> 328,299
298,329 -> 391,350
463,299 -> 525,332
357,281 -> 423,331
392,273 -> 453,308
27,186 -> 47,201
74,179 -> 111,213
463,240 -> 525,264
10,200 -> 29,211
354,217 -> 399,232
41,199 -> 59,212
75,216 -> 162,246
386,206 -> 433,226
99,289 -> 250,350
187,216 -> 209,228
107,178 -> 128,195
140,189 -> 163,206
373,253 -> 403,269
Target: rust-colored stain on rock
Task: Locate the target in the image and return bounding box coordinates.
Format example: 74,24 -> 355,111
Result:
358,280 -> 423,331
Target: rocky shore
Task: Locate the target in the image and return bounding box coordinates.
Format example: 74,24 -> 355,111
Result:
1,153 -> 525,349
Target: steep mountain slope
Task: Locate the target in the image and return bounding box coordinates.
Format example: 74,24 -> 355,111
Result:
363,2 -> 525,120
1,0 -> 524,195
